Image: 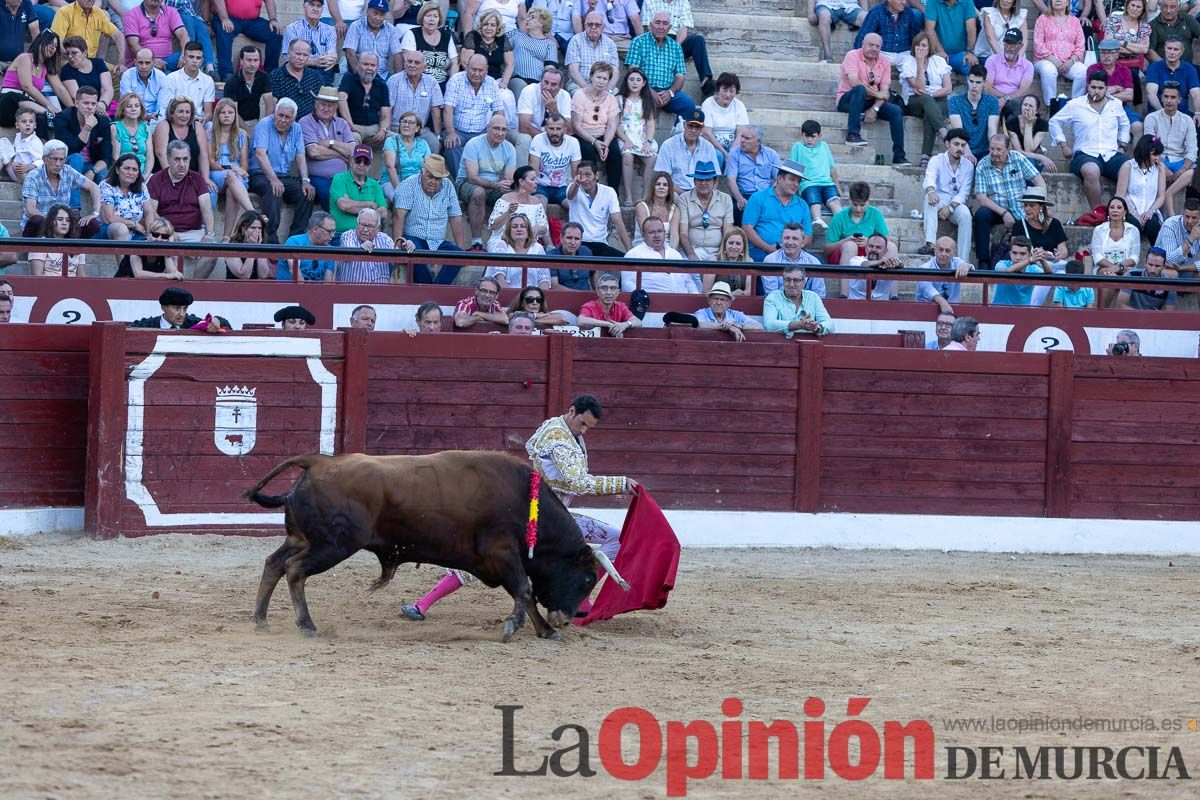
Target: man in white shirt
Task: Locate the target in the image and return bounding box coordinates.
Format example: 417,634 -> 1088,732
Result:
847,233 -> 903,301
566,159 -> 631,256
920,127 -> 974,261
159,42 -> 216,120
622,216 -> 698,292
529,113 -> 580,205
515,66 -> 572,170
1049,70 -> 1130,210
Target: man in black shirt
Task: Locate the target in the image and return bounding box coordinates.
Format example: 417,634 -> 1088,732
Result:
223,45 -> 270,133
53,85 -> 111,183
265,38 -> 323,120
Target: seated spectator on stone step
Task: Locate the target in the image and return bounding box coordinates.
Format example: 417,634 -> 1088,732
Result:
1032,0 -> 1086,107
52,0 -> 122,66
301,84 -> 355,209
694,280 -> 762,342
454,275 -> 509,328
398,3 -> 457,91
944,315 -> 979,350
1005,95 -> 1055,173
98,153 -> 147,240
277,210 -> 337,281
566,159 -> 630,257
761,222 -> 824,296
983,28 -> 1032,124
264,39 -> 323,121
642,0 -> 713,97
159,41 -> 214,119
920,127 -> 973,261
145,138 -> 216,274
123,0 -> 187,71
1092,195 -> 1142,306
212,0 -> 283,82
571,61 -> 622,194
518,65 -> 571,172
442,55 -> 510,182
350,303 -> 378,330
624,11 -> 695,121
727,124 -> 779,227
947,64 -> 998,161
120,48 -> 168,124
763,262 -> 833,338
549,222 -> 594,289
1050,71 -> 1130,212
249,98 -> 317,243
222,46 -> 269,133
915,235 -> 972,314
387,49 -> 443,154
459,10 -> 515,92
338,50 -> 391,146
743,158 -> 808,262
54,85 -> 110,184
901,32 -> 952,167
0,31 -> 67,141
633,169 -> 681,249
1050,259 -> 1097,308
824,180 -> 891,267
207,97 -> 258,239
788,121 -> 840,235
531,0 -> 579,54
111,93 -> 152,175
274,304 -> 316,329
854,0 -> 924,63
992,235 -> 1054,305
1153,198 -> 1200,303
509,7 -> 557,99
530,112 -> 579,206
1117,247 -> 1178,309
578,271 -> 641,337
837,33 -> 908,164
2,113 -> 44,189
1090,38 -> 1142,140
344,0 -> 402,80
565,12 -> 619,93
392,153 -> 468,284
455,112 -> 516,248
1146,36 -> 1200,119
507,284 -> 570,326
1145,84 -> 1196,209
702,225 -> 751,294
382,110 -> 431,200
0,0 -> 38,72
655,108 -> 715,194
222,210 -> 274,279
485,211 -> 550,288
586,0 -> 640,45
846,232 -> 903,301
21,138 -> 103,237
809,0 -> 867,65
622,216 -> 697,292
282,0 -> 338,82
29,203 -> 87,275
1148,0 -> 1200,63
928,310 -> 955,349
336,206 -> 414,283
678,160 -> 732,261
59,35 -> 113,115
972,133 -> 1043,269
924,0 -> 978,75
1116,134 -> 1168,246
1101,0 -> 1151,105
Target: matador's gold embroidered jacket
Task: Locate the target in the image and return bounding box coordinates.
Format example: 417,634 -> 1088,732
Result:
525,416 -> 628,506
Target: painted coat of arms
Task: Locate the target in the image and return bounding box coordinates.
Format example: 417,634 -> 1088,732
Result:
214,385 -> 257,456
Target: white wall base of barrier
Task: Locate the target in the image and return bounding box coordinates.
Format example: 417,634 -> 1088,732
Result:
573,508 -> 1199,556
0,507 -> 85,536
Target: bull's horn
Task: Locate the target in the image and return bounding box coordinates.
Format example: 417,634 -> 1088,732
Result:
589,545 -> 630,591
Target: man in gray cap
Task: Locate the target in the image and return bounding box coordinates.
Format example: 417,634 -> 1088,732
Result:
742,158 -> 811,263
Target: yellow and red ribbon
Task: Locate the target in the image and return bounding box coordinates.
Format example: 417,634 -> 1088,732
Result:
526,471 -> 540,558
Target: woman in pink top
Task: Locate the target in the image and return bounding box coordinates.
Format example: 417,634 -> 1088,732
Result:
0,30 -> 70,137
571,61 -> 622,194
1033,0 -> 1086,105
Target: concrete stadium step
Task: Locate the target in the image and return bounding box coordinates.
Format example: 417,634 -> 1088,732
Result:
692,0 -> 799,14
694,12 -> 818,58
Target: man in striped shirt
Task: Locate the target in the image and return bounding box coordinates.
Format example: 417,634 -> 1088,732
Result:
335,207 -> 414,282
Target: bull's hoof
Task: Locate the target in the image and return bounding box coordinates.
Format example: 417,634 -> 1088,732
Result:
298,626 -> 318,638
254,620 -> 270,633
400,604 -> 426,621
538,630 -> 563,641
502,617 -> 517,642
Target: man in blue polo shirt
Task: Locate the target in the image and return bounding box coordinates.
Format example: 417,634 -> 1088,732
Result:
742,159 -> 811,261
0,0 -> 36,67
277,210 -> 337,280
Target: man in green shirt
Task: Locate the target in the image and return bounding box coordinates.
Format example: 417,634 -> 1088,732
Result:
1148,0 -> 1200,62
329,144 -> 388,232
763,263 -> 835,338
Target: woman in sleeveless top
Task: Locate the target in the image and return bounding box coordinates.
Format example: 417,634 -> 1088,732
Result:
633,171 -> 682,249
60,35 -> 114,114
151,96 -> 209,184
116,218 -> 184,279
99,154 -> 150,240
399,4 -> 459,88
486,165 -> 549,249
207,97 -> 257,240
464,0 -> 524,35
223,211 -> 273,279
0,30 -> 69,136
1115,134 -> 1166,245
112,93 -> 153,174
460,10 -> 513,88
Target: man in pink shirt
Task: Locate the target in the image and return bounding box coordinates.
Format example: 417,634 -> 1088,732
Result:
123,0 -> 189,70
836,32 -> 907,164
943,316 -> 979,350
984,29 -> 1034,123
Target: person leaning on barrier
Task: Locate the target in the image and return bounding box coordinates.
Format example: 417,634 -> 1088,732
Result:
762,263 -> 834,339
506,284 -> 569,327
915,235 -> 972,315
249,96 -> 316,244
350,303 -> 378,330
944,316 -> 980,351
694,281 -> 762,343
577,271 -> 641,338
846,232 -> 904,301
453,275 -> 508,328
129,286 -> 229,330
274,304 -> 317,330
335,207 -> 413,283
393,153 -> 468,285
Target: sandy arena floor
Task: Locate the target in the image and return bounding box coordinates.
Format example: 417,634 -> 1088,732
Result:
1,531 -> 1198,799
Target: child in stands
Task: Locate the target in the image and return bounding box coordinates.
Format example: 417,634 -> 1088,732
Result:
1,107 -> 43,182
789,119 -> 842,234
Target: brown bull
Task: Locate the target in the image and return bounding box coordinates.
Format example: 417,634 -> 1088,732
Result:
245,451 -> 601,641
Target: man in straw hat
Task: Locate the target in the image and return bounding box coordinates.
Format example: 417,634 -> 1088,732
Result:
694,281 -> 762,342
393,153 -> 469,284
299,84 -> 356,209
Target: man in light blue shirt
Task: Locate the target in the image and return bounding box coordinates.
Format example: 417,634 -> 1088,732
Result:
743,159 -> 811,261
276,210 -> 338,280
991,235 -> 1052,305
654,109 -> 717,192
248,98 -> 316,243
763,262 -> 834,338
915,235 -> 971,314
120,48 -> 168,122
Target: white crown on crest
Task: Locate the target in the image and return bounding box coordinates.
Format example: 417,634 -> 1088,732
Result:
215,385 -> 256,401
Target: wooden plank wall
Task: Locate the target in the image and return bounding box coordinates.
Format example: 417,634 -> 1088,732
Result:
0,326 -> 90,509
1069,357 -> 1200,521
818,349 -> 1052,517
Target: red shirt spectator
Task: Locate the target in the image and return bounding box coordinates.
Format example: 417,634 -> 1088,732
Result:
578,298 -> 633,322
146,167 -> 208,234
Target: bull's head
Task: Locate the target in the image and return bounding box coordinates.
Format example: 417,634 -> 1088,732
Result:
528,546 -> 600,627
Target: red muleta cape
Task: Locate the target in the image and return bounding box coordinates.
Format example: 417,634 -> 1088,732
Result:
574,486 -> 681,626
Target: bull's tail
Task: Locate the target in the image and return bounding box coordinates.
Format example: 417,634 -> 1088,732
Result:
244,454 -> 327,508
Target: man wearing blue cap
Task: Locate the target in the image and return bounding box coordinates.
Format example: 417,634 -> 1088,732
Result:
344,0 -> 402,80
655,108 -> 717,192
678,160 -> 732,261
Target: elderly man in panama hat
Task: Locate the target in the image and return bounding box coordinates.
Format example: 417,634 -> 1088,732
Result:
694,281 -> 762,342
393,154 -> 470,284
679,160 -> 733,261
299,85 -> 357,208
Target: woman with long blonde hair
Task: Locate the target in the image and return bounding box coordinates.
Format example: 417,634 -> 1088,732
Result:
207,97 -> 256,239
111,92 -> 153,173
703,226 -> 752,295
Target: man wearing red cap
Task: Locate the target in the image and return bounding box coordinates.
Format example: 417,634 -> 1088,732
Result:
329,144 -> 388,232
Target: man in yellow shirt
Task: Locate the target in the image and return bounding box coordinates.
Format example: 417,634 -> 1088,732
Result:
51,0 -> 124,65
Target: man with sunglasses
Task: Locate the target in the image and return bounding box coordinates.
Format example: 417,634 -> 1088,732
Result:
122,0 -> 187,71
948,64 -> 999,161
678,159 -> 731,261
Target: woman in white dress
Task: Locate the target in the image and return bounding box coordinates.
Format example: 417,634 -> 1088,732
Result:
617,67 -> 658,206
1115,134 -> 1167,245
486,213 -> 551,289
1090,195 -> 1142,308
486,165 -> 549,249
